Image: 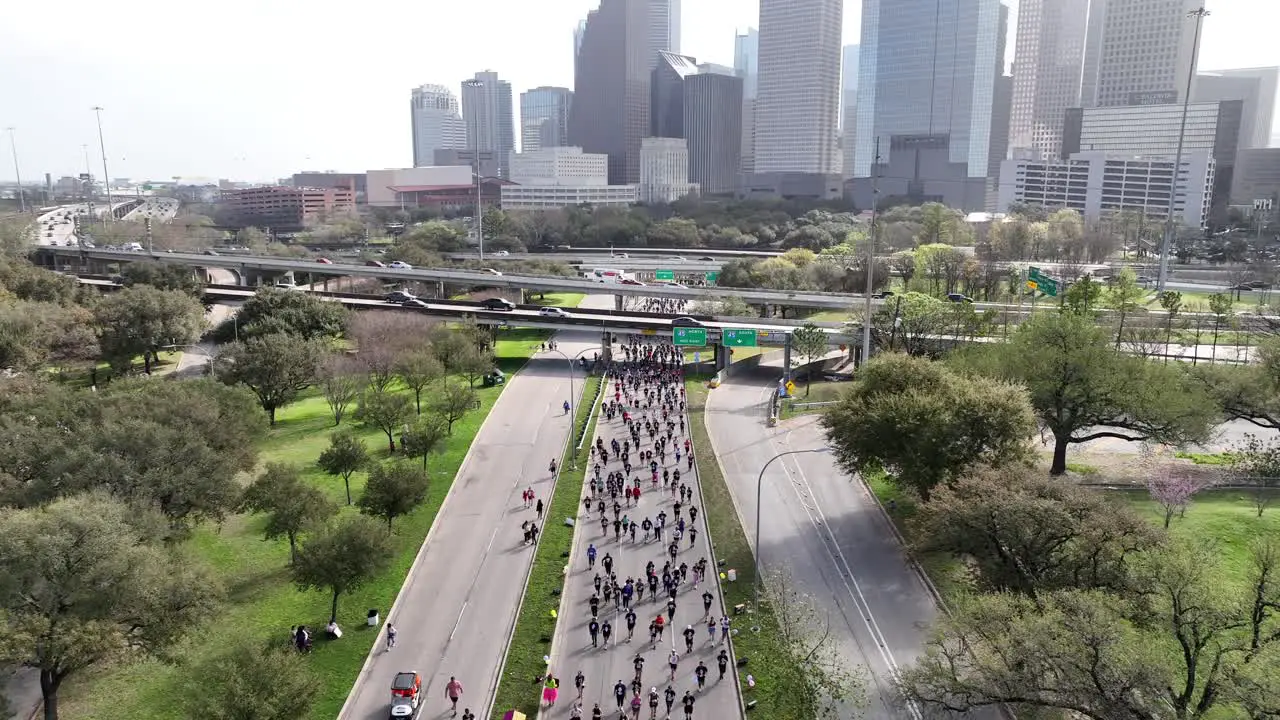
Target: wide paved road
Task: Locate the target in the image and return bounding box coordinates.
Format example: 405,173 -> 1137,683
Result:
339,331 -> 597,720
543,351 -> 741,720
707,370 -> 995,720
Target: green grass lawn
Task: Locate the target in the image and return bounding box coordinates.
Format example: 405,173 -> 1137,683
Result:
680,345 -> 765,365
50,350 -> 184,387
527,292 -> 585,308
778,379 -> 848,419
59,331 -> 543,720
489,375 -> 603,719
686,378 -> 817,719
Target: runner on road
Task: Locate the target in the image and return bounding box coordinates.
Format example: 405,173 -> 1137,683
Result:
385,622 -> 396,650
576,670 -> 586,698
716,649 -> 729,681
664,686 -> 676,715
613,680 -> 627,710
668,649 -> 680,680
444,677 -> 464,717
694,662 -> 708,691
682,691 -> 695,719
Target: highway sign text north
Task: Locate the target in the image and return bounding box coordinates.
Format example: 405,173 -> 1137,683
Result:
673,327 -> 708,346
722,328 -> 758,347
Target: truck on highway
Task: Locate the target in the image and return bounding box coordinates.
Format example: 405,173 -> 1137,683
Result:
585,268 -> 634,284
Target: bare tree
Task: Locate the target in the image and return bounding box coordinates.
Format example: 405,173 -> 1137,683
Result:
347,312 -> 434,391
760,568 -> 867,718
317,353 -> 364,425
1121,325 -> 1167,360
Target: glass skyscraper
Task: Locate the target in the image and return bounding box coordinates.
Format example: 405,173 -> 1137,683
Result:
520,87 -> 573,153
853,0 -> 1004,179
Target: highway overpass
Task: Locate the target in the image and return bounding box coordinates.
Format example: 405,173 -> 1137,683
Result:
42,247 -> 861,311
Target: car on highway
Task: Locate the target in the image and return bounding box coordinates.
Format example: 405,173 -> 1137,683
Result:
316,257 -> 334,264
366,260 -> 386,267
404,299 -> 430,309
538,306 -> 570,318
672,316 -> 704,327
619,278 -> 646,286
203,249 -> 220,256
946,293 -> 974,303
483,268 -> 503,276
493,250 -> 510,256
1229,283 -> 1254,292
389,261 -> 412,269
479,297 -> 516,311
697,256 -> 715,261
385,290 -> 417,303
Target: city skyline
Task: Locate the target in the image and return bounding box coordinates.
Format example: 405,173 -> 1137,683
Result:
1,0 -> 1277,182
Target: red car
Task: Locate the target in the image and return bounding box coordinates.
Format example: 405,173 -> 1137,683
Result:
367,260 -> 387,267
316,257 -> 334,264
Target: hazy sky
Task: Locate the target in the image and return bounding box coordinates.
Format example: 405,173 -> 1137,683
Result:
1,0 -> 1276,183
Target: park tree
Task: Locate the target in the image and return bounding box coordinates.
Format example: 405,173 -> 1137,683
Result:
428,379 -> 477,435
355,387 -> 413,452
901,540 -> 1280,720
184,640 -> 321,720
858,292 -> 949,356
93,284 -> 205,373
1063,275 -> 1103,315
452,343 -> 494,389
1104,267 -> 1148,350
0,259 -> 83,305
232,287 -> 348,341
0,301 -> 98,372
316,352 -> 363,425
964,311 -> 1217,475
1229,434 -> 1280,517
214,332 -> 321,425
822,354 -> 1035,498
316,429 -> 370,505
357,461 -> 431,530
1208,291 -> 1234,362
1158,290 -> 1183,362
292,515 -> 394,625
348,312 -> 435,391
0,494 -> 220,720
117,261 -> 204,297
395,348 -> 444,413
400,414 -> 449,473
789,323 -> 829,395
240,463 -> 337,564
913,466 -> 1161,597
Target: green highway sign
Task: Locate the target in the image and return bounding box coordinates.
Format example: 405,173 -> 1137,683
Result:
655,269 -> 675,281
705,271 -> 718,284
673,327 -> 708,346
1027,266 -> 1059,297
722,328 -> 759,347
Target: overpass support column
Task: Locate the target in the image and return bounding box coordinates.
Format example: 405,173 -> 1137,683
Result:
715,344 -> 729,371
615,294 -> 624,311
600,331 -> 613,365
437,281 -> 445,299
760,304 -> 772,318
783,335 -> 793,384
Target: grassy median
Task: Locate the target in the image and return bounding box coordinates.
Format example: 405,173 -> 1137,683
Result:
60,332 -> 543,720
490,374 -> 603,719
685,378 -> 815,719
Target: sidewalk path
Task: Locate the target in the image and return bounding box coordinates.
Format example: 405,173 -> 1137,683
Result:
542,352 -> 741,720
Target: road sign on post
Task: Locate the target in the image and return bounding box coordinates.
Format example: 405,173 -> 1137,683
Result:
655,269 -> 675,281
1027,266 -> 1059,297
705,271 -> 718,284
722,328 -> 759,347
672,327 -> 708,346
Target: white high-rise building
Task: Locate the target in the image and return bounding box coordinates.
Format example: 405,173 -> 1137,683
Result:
1083,0 -> 1202,108
410,85 -> 467,168
1008,0 -> 1091,161
734,27 -> 759,177
753,0 -> 842,175
639,137 -> 697,203
461,71 -> 515,178
841,44 -> 859,178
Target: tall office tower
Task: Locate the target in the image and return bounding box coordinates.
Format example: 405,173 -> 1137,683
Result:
1083,0 -> 1202,107
853,0 -> 1006,210
841,44 -> 859,178
461,71 -> 515,178
685,68 -> 744,195
571,0 -> 663,184
410,84 -> 467,168
754,0 -> 843,174
652,51 -> 699,137
521,87 -> 574,153
1007,0 -> 1091,160
734,28 -> 759,177
1193,68 -> 1279,150
650,0 -> 681,55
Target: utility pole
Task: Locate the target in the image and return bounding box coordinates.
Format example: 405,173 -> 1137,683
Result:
1156,7 -> 1209,292
861,137 -> 881,367
5,127 -> 25,214
92,106 -> 113,225
475,157 -> 484,261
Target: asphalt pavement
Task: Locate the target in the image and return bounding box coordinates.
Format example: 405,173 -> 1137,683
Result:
542,351 -> 741,720
339,330 -> 598,720
706,371 -> 993,720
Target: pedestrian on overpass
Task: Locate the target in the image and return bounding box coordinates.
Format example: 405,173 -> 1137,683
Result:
613,680 -> 627,710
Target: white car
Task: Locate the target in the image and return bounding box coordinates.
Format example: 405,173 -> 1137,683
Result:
494,250 -> 510,256
484,268 -> 503,276
538,306 -> 570,318
388,261 -> 412,270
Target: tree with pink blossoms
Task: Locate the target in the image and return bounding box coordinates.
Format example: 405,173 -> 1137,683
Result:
1146,467 -> 1204,529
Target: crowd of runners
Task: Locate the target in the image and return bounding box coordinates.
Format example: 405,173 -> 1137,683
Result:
630,298 -> 689,314
544,338 -> 734,720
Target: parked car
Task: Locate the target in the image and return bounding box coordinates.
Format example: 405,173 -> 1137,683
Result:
388,261 -> 412,269
404,299 -> 430,308
480,297 -> 516,311
946,293 -> 974,303
538,306 -> 570,318
672,316 -> 703,327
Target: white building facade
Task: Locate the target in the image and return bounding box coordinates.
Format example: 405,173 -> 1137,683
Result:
639,137 -> 698,203
501,184 -> 638,209
410,85 -> 467,168
998,150 -> 1215,227
509,147 -> 609,186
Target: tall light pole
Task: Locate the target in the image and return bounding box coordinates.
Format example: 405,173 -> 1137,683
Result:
92,106 -> 113,222
5,127 -> 25,214
547,346 -> 596,469
861,137 -> 881,367
753,447 -> 830,608
1156,7 -> 1209,292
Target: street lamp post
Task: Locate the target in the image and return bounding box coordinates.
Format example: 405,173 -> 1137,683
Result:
753,447 -> 830,608
547,346 -> 596,469
861,137 -> 882,367
1156,7 -> 1210,292
5,127 -> 26,214
92,107 -> 113,225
